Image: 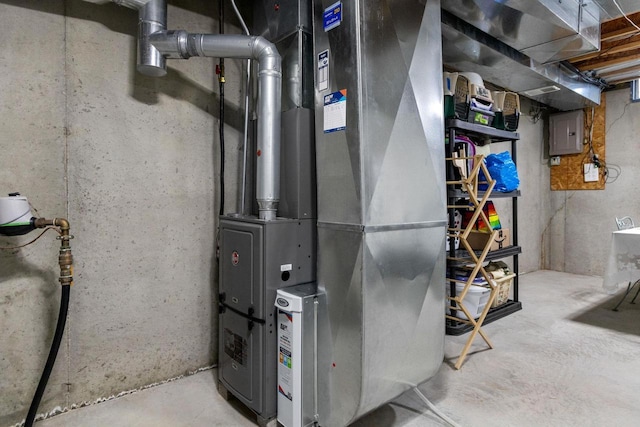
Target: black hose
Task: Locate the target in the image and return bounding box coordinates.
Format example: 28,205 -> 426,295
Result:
25,286 -> 70,427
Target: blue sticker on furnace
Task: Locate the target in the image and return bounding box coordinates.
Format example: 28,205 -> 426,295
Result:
323,1 -> 342,32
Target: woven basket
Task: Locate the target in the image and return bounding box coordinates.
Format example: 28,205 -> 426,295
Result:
490,274 -> 516,308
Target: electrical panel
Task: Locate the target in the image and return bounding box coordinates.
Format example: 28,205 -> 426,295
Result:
549,110 -> 584,156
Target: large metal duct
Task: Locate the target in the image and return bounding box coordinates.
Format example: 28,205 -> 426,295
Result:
440,1 -> 603,110
313,0 -> 446,425
441,10 -> 601,111
441,0 -> 602,64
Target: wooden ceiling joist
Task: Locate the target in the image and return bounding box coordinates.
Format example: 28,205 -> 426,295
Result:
599,63 -> 640,77
572,48 -> 640,71
601,11 -> 640,38
598,64 -> 640,83
568,11 -> 640,73
601,25 -> 640,42
570,34 -> 640,63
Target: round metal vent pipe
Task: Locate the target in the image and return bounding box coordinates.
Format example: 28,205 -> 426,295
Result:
150,31 -> 282,220
80,0 -> 153,7
137,0 -> 167,76
80,0 -> 282,220
81,0 -> 166,75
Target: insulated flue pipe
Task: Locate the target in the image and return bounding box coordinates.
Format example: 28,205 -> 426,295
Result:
150,32 -> 282,220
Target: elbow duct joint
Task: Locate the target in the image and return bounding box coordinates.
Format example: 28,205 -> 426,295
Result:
148,30 -> 282,220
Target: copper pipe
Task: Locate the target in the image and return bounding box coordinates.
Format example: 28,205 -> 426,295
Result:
34,218 -> 74,287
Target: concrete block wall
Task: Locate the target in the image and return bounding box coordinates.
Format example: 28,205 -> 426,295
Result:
0,1 -> 245,425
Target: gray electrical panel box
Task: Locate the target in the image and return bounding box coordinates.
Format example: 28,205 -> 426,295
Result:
549,110 -> 584,155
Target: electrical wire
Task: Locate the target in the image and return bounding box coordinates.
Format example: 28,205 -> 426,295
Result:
580,107 -> 604,182
230,0 -> 249,35
567,2 -> 640,89
0,227 -> 60,250
603,161 -> 622,183
578,106 -> 623,185
230,0 -> 252,215
218,0 -> 225,217
413,387 -> 462,427
527,104 -> 545,124
612,0 -> 640,33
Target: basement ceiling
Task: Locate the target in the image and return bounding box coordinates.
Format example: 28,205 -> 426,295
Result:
440,0 -> 640,110
568,1 -> 640,85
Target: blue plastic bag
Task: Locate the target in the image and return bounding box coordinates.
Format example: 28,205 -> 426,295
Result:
479,151 -> 520,192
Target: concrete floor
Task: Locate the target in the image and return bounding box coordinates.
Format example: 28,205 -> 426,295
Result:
37,270 -> 640,427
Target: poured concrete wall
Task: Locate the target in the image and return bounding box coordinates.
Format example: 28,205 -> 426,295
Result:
1,0 -> 622,425
0,1 -> 244,425
487,97 -> 550,274
548,88 -> 640,276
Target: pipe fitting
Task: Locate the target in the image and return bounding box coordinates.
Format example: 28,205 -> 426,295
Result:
149,30 -> 191,59
137,0 -> 167,77
34,218 -> 74,287
150,32 -> 282,220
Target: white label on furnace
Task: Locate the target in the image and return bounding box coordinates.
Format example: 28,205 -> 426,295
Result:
278,310 -> 294,401
318,50 -> 329,92
280,264 -> 292,272
324,89 -> 347,133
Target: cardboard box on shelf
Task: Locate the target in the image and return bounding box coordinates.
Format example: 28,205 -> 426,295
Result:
466,228 -> 510,251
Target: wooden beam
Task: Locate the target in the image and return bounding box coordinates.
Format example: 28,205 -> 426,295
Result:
571,35 -> 640,63
604,75 -> 640,84
574,48 -> 640,71
599,63 -> 640,78
601,11 -> 640,37
600,66 -> 640,84
601,26 -> 640,42
570,35 -> 640,63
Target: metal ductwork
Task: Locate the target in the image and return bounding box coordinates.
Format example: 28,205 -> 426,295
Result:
137,0 -> 167,77
81,0 -> 167,76
81,0 -> 153,7
441,9 -> 602,111
442,0 -> 601,64
149,32 -> 283,220
82,0 -> 282,220
313,0 -> 446,424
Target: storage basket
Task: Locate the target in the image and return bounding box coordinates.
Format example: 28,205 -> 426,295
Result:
490,274 -> 515,308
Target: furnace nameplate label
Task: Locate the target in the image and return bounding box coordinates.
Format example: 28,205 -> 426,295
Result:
323,89 -> 347,133
323,2 -> 342,32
